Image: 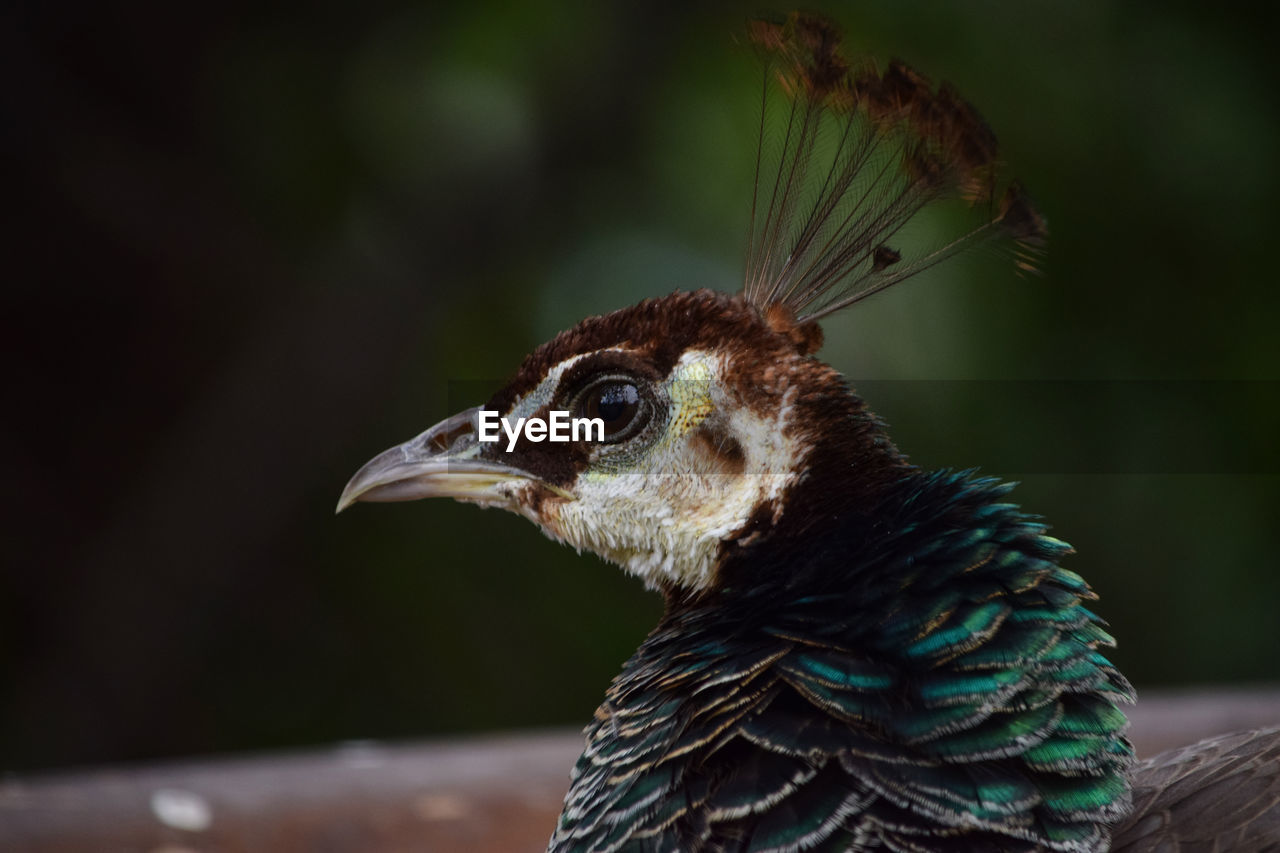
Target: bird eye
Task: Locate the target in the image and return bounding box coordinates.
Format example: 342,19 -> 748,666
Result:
580,380 -> 643,441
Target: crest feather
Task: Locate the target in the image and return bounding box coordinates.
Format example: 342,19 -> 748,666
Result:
743,14 -> 1046,323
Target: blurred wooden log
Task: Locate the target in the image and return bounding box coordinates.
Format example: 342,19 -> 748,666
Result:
2,687 -> 1276,852
1124,685 -> 1280,755
0,732 -> 576,853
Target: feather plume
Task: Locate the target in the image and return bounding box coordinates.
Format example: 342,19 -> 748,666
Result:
743,13 -> 1047,322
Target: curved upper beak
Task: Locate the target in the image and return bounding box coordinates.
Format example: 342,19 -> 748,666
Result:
336,406 -> 568,514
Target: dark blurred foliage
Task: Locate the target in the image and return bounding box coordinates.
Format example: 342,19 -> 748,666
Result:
2,0 -> 1277,772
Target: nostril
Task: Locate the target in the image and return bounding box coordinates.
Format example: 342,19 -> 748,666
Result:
429,421 -> 473,453
430,417 -> 476,450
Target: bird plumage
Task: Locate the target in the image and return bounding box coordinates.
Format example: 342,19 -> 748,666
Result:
555,462 -> 1134,852
1112,725 -> 1280,851
338,13 -> 1278,852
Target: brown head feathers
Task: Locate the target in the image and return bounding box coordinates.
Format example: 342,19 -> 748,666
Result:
743,13 -> 1045,323
488,290 -> 822,418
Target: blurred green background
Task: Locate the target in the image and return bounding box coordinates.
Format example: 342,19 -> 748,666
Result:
4,1 -> 1277,772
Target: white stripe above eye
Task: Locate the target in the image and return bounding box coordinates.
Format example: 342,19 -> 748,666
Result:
505,350 -> 627,420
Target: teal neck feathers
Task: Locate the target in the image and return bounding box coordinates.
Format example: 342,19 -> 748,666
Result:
554,470 -> 1135,852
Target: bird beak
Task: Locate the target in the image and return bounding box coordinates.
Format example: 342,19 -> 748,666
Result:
336,405 -> 569,514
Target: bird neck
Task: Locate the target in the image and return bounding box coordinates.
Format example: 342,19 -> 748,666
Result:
667,388 -> 914,610
635,460 -> 1135,851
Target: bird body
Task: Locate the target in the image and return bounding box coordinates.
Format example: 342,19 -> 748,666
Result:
339,14 -> 1279,852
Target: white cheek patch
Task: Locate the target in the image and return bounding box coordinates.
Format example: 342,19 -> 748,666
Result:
544,350 -> 805,592
725,383 -> 801,507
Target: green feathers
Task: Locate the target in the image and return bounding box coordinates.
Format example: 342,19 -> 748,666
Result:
551,472 -> 1135,852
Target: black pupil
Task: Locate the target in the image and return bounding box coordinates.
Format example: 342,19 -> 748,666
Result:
589,383 -> 640,435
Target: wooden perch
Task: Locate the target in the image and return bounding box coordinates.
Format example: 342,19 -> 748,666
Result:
2,688 -> 1276,852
